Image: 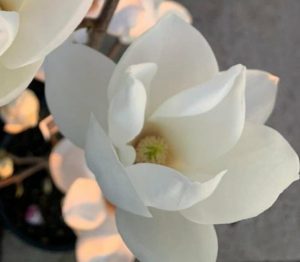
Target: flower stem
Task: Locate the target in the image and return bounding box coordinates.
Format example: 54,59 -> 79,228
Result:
88,0 -> 120,50
107,38 -> 123,60
0,161 -> 48,189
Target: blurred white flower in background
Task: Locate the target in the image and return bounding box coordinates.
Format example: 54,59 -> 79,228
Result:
86,0 -> 103,19
86,0 -> 192,44
49,138 -> 134,262
0,151 -> 13,179
49,138 -> 95,193
0,89 -> 39,134
0,0 -> 93,106
46,14 -> 299,262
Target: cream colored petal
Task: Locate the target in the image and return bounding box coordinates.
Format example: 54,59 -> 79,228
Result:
181,123 -> 299,224
49,139 -> 95,193
0,58 -> 43,106
1,0 -> 93,68
63,178 -> 107,231
0,11 -> 19,56
151,64 -> 243,118
85,115 -> 151,217
109,63 -> 157,147
108,14 -> 218,115
35,28 -> 89,82
127,163 -> 226,211
45,43 -> 115,148
150,65 -> 246,167
246,69 -> 279,124
108,72 -> 147,146
116,208 -> 218,262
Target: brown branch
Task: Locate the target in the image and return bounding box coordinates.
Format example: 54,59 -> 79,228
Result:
0,162 -> 48,189
9,154 -> 46,166
77,18 -> 95,30
107,38 -> 123,60
88,0 -> 120,50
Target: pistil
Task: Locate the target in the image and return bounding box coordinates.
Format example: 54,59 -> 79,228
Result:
135,135 -> 169,165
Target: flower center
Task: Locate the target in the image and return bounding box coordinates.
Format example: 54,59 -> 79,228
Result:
135,135 -> 169,165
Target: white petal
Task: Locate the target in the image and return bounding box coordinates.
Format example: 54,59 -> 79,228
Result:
0,11 -> 19,56
116,144 -> 136,166
0,58 -> 43,106
108,14 -> 218,115
158,1 -> 192,24
127,163 -> 226,211
152,64 -> 244,118
0,0 -> 25,11
45,43 -> 115,148
181,123 -> 299,224
150,65 -> 246,167
108,70 -> 147,146
77,210 -> 134,262
62,178 -> 107,231
49,139 -> 95,193
85,115 -> 151,217
109,63 -> 157,147
246,69 -> 279,124
35,28 -> 89,83
1,0 -> 93,68
116,208 -> 218,262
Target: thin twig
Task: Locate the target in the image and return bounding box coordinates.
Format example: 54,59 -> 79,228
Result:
0,162 -> 48,189
88,0 -> 120,50
107,38 -> 123,60
9,154 -> 46,165
77,18 -> 95,30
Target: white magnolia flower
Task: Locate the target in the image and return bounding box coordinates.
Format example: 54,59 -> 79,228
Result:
0,89 -> 39,134
45,15 -> 299,262
86,0 -> 192,44
0,0 -> 93,106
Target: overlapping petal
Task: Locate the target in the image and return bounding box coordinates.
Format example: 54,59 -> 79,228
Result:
45,43 -> 115,147
108,65 -> 154,146
85,115 -> 151,217
116,208 -> 218,262
0,11 -> 19,56
150,65 -> 246,167
181,123 -> 299,224
0,58 -> 43,106
1,0 -> 93,68
246,69 -> 279,124
126,163 -> 226,210
108,14 -> 218,115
